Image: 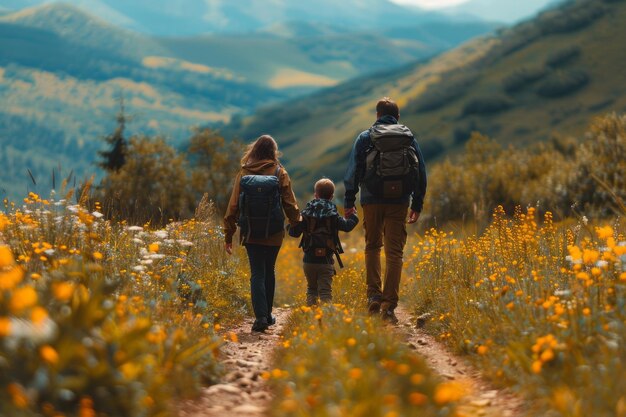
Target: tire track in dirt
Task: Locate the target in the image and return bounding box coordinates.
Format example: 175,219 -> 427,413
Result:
177,307 -> 290,417
395,305 -> 526,417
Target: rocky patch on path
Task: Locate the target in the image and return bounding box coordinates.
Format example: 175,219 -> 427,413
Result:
177,308 -> 289,417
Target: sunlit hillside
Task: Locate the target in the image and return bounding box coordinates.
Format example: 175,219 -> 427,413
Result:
227,0 -> 626,192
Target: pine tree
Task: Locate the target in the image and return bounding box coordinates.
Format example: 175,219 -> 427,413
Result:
98,96 -> 129,172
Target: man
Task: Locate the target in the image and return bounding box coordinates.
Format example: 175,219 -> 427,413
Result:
344,97 -> 427,324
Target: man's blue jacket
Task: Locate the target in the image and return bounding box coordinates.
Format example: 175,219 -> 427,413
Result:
343,115 -> 427,212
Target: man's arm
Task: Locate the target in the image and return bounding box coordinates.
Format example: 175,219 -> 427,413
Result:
344,134 -> 364,210
287,219 -> 305,238
410,138 -> 427,214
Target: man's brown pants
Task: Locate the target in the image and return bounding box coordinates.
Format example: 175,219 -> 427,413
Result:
363,204 -> 408,311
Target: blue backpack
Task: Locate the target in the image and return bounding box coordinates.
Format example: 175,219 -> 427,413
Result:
237,167 -> 284,239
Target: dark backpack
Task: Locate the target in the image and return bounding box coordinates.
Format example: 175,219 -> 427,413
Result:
362,124 -> 419,199
300,214 -> 344,268
237,167 -> 284,240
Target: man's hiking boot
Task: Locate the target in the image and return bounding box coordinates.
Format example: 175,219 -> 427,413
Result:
368,299 -> 381,316
268,315 -> 276,326
380,309 -> 399,325
252,317 -> 269,332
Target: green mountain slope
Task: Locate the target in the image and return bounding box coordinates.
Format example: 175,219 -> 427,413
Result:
0,3 -> 497,201
226,0 -> 626,193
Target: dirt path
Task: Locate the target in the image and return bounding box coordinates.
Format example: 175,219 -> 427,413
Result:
177,307 -> 290,417
395,305 -> 526,417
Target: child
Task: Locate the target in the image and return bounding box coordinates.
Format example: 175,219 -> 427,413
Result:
288,178 -> 358,306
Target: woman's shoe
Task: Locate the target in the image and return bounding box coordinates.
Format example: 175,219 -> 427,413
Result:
268,315 -> 276,326
251,317 -> 269,332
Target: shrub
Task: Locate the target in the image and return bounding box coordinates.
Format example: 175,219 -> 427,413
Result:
462,94 -> 513,116
535,69 -> 589,98
502,67 -> 547,93
419,139 -> 446,160
545,46 -> 581,68
568,113 -> 626,216
539,2 -> 605,34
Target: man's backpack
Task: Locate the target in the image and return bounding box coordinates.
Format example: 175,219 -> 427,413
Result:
300,214 -> 344,268
237,167 -> 284,240
362,124 -> 419,199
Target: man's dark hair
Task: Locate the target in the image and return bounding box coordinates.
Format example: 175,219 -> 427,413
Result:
314,178 -> 335,200
376,97 -> 399,119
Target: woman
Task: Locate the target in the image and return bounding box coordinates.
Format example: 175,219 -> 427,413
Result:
224,135 -> 300,332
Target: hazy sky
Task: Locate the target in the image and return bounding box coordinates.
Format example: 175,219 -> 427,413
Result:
390,0 -> 469,9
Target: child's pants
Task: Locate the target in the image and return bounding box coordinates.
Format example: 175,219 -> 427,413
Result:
303,263 -> 335,306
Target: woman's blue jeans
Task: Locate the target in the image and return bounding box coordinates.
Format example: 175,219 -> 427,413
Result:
245,244 -> 280,321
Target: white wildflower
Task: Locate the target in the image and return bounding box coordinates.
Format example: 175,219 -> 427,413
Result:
132,265 -> 146,272
127,226 -> 143,232
154,230 -> 168,239
92,211 -> 104,218
44,249 -> 55,256
141,259 -> 153,265
132,238 -> 143,245
582,216 -> 588,225
596,260 -> 608,268
554,289 -> 571,297
176,239 -> 194,247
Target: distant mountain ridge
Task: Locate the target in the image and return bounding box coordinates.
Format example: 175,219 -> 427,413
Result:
1,0 -> 453,35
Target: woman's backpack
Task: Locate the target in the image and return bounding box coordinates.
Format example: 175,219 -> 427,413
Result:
237,167 -> 284,240
362,124 -> 419,199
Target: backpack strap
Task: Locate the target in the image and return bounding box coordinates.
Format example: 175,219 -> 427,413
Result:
329,216 -> 344,268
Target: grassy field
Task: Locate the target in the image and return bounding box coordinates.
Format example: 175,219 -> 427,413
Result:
2,182 -> 625,416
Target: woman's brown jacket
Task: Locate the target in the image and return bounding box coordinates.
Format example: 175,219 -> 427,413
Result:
223,159 -> 300,246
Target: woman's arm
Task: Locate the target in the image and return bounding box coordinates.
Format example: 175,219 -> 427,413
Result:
279,167 -> 301,225
223,171 -> 242,245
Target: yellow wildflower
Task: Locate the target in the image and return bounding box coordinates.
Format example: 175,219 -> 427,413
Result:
0,317 -> 11,337
596,226 -> 613,240
434,381 -> 465,404
409,392 -> 428,405
348,368 -> 362,379
149,243 -> 159,253
9,286 -> 38,313
0,266 -> 24,290
531,360 -> 542,374
40,345 -> 59,365
0,245 -> 15,267
52,282 -> 75,302
8,383 -> 28,408
31,306 -> 48,324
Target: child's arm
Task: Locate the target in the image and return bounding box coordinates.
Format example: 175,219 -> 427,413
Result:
337,213 -> 359,232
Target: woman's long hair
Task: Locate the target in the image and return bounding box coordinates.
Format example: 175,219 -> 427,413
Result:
241,135 -> 282,165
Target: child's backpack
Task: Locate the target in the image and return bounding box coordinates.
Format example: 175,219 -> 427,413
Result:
237,167 -> 284,240
362,124 -> 419,199
300,213 -> 344,268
